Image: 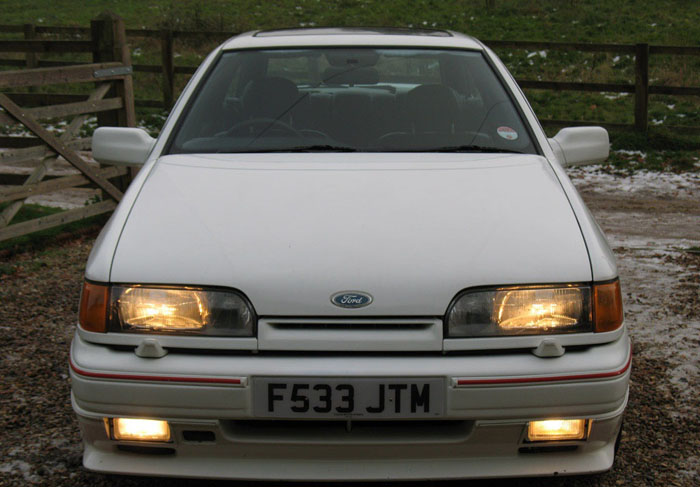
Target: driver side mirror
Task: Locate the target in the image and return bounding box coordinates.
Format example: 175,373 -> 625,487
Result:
548,127 -> 609,167
92,127 -> 156,166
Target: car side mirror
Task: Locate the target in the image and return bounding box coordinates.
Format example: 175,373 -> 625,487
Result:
548,127 -> 609,167
92,127 -> 156,166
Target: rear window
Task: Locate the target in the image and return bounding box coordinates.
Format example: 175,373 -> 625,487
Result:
168,48 -> 536,154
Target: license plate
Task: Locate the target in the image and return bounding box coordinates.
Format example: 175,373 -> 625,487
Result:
253,377 -> 445,419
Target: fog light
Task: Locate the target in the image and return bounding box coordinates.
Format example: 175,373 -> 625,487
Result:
111,418 -> 171,442
527,419 -> 587,442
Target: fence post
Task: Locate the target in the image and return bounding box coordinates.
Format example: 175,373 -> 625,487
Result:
92,13 -> 118,128
161,29 -> 175,109
634,43 -> 649,134
91,12 -> 136,129
23,23 -> 37,92
23,23 -> 37,69
91,12 -> 137,186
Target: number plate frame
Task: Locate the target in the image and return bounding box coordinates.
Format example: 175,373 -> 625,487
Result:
252,377 -> 445,419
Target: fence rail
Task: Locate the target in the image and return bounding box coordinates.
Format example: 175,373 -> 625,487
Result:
1,24 -> 699,133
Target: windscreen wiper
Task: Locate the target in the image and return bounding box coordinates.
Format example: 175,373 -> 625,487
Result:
239,144 -> 358,153
416,145 -> 525,154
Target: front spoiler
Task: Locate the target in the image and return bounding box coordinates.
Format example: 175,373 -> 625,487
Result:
74,395 -> 626,480
70,330 -> 630,479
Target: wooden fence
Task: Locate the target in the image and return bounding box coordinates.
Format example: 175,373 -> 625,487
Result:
0,12 -> 135,242
486,40 -> 700,134
2,23 -> 699,134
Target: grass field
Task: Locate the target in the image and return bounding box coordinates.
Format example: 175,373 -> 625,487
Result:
1,0 -> 699,171
1,0 -> 699,45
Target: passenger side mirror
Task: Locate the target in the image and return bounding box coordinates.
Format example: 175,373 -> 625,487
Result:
92,127 -> 156,166
548,127 -> 609,167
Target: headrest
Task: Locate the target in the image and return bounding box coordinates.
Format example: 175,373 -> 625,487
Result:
242,77 -> 301,118
325,49 -> 379,67
406,84 -> 458,133
322,67 -> 380,85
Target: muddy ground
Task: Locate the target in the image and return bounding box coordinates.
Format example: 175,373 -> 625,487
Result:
0,169 -> 698,486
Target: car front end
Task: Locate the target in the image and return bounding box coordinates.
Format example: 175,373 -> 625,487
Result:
71,28 -> 629,480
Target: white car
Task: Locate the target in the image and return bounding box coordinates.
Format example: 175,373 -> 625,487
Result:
72,27 -> 630,480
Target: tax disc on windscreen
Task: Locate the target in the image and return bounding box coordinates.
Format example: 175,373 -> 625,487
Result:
497,126 -> 519,140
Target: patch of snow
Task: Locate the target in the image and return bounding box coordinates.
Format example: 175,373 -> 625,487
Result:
566,165 -> 700,199
607,234 -> 700,415
677,456 -> 700,481
602,92 -> 629,100
614,149 -> 646,157
25,188 -> 99,209
0,460 -> 39,483
1,127 -> 33,137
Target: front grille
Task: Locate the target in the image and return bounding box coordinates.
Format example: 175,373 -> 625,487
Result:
270,322 -> 429,331
258,317 -> 443,351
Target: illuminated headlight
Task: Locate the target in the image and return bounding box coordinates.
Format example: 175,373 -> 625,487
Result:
447,285 -> 593,337
109,285 -> 254,336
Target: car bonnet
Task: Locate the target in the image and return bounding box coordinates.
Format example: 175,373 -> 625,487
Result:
108,153 -> 591,316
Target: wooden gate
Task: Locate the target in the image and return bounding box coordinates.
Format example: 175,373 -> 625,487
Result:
0,12 -> 135,243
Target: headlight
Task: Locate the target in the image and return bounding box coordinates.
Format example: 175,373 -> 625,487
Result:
447,284 -> 593,337
108,285 -> 254,336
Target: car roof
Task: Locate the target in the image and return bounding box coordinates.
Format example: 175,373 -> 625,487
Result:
255,27 -> 452,37
221,27 -> 484,51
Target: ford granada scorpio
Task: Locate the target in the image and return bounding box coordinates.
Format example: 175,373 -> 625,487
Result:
71,27 -> 630,480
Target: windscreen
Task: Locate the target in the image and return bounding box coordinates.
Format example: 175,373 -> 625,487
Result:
168,48 -> 537,154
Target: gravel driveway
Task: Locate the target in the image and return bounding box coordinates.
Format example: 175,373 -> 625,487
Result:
1,168 -> 698,486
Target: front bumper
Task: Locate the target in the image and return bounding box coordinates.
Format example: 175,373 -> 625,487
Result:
70,331 -> 631,480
